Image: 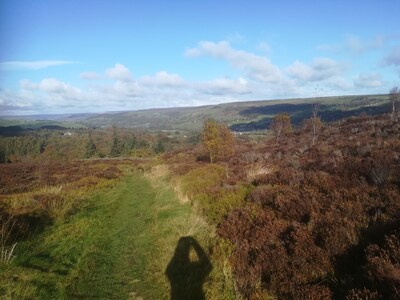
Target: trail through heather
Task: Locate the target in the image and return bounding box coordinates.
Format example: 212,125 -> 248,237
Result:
67,174 -> 196,299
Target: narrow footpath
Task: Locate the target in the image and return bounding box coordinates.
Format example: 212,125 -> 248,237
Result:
66,174 -> 197,299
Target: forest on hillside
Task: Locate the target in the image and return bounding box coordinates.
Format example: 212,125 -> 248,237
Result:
0,126 -> 193,164
1,99 -> 400,298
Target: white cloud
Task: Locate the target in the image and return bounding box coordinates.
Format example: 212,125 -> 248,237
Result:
140,71 -> 184,87
0,53 -> 353,115
20,78 -> 81,96
0,89 -> 32,114
106,63 -> 133,81
38,78 -> 80,95
197,77 -> 251,95
185,40 -> 283,84
313,58 -> 347,78
80,72 -> 101,80
17,78 -> 82,110
20,79 -> 37,90
286,61 -> 314,81
3,62 -> 260,114
354,73 -> 383,88
112,80 -> 142,98
287,58 -> 346,82
5,36 -> 396,115
0,60 -> 77,70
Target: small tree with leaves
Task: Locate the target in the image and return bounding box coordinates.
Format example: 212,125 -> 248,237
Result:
389,86 -> 399,120
202,119 -> 234,163
271,113 -> 292,142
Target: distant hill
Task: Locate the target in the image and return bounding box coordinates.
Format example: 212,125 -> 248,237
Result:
0,124 -> 68,137
0,94 -> 391,132
81,94 -> 390,131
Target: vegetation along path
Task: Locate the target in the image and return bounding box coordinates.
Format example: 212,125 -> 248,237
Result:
4,172 -> 215,299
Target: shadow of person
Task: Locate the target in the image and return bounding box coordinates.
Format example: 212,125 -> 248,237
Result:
166,236 -> 212,300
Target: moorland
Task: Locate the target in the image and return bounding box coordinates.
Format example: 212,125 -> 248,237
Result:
1,93 -> 399,299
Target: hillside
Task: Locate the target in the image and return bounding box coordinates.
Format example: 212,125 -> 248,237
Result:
0,94 -> 391,133
82,94 -> 390,131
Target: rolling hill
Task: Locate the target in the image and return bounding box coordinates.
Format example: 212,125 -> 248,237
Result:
0,94 -> 391,133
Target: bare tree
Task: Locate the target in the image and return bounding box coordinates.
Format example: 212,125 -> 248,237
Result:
389,86 -> 399,120
302,103 -> 322,146
311,103 -> 321,145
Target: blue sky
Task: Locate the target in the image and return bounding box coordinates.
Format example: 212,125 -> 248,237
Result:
1,0 -> 399,115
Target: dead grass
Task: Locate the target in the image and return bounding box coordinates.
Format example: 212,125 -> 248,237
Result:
246,164 -> 274,182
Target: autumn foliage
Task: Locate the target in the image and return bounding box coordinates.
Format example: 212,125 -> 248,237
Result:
271,113 -> 292,142
201,119 -> 235,163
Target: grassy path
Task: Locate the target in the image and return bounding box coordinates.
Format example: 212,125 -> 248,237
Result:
66,173 -> 197,299
3,173 -> 213,299
2,171 -> 238,299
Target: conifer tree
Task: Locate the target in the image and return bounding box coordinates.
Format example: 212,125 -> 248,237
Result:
84,130 -> 97,158
153,140 -> 165,154
109,126 -> 123,157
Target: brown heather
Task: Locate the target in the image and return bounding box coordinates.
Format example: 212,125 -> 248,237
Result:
165,114 -> 400,299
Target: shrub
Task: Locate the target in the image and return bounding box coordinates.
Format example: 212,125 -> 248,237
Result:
218,208 -> 332,298
179,164 -> 226,198
197,185 -> 247,224
365,230 -> 400,299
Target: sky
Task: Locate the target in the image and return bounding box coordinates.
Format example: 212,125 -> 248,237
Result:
0,0 -> 400,115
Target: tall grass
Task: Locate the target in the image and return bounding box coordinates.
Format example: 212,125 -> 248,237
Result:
0,216 -> 17,265
0,243 -> 17,265
145,164 -> 241,299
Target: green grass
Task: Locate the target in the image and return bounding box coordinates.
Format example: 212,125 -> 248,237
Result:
1,172 -> 238,299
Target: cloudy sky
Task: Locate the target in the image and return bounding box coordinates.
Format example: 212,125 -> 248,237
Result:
0,0 -> 399,115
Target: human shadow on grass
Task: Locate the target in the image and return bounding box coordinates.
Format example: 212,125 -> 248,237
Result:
166,236 -> 212,300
